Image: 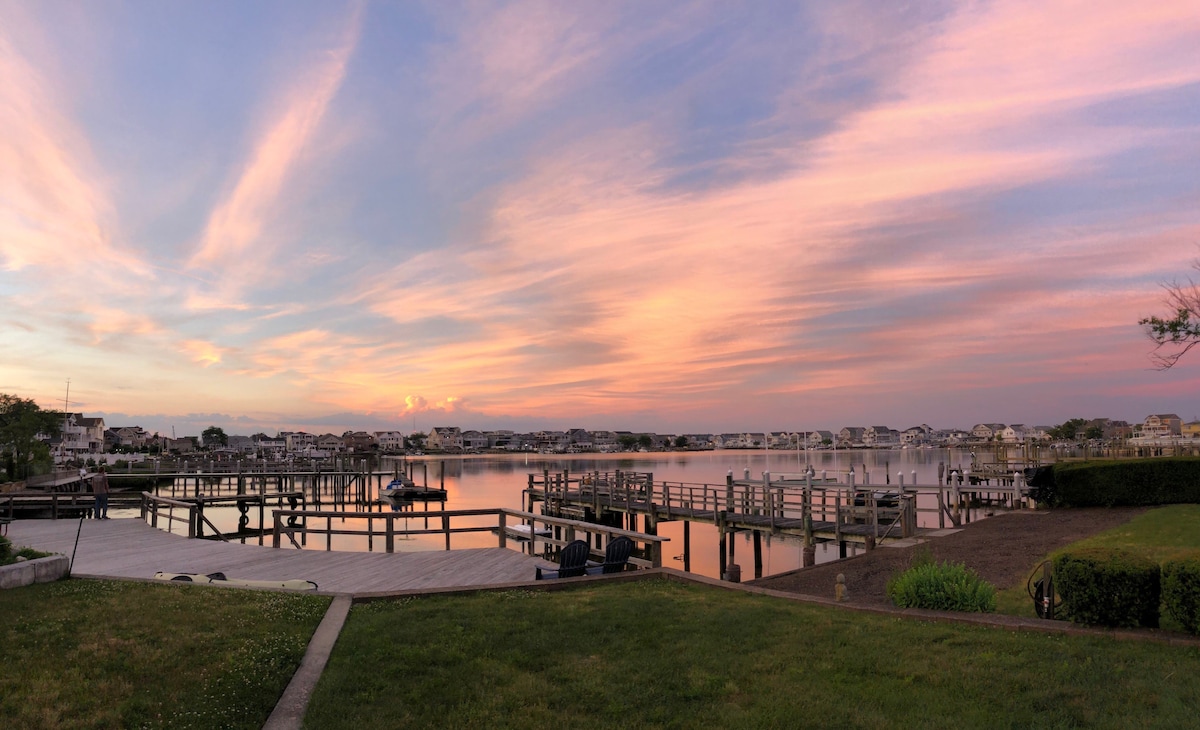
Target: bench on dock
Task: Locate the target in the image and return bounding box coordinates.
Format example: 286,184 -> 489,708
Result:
0,516 -> 11,536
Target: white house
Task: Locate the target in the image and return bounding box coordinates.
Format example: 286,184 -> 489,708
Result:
1142,414 -> 1182,438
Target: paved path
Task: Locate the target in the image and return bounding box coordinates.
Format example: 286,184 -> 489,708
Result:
7,518 -> 549,593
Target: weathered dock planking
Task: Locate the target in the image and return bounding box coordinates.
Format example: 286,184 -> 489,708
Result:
6,518 -> 548,593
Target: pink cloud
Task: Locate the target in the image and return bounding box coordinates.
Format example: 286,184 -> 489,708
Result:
186,5 -> 364,304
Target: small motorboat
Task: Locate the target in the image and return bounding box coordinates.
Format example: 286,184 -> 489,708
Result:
380,476 -> 417,498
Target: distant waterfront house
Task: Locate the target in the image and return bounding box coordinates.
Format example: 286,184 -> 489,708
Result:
680,434 -> 714,449
341,431 -> 377,453
317,434 -> 345,453
970,423 -> 1006,441
933,429 -> 969,445
254,436 -> 287,459
1183,421 -> 1200,439
283,431 -> 317,453
863,426 -> 898,447
900,425 -> 932,446
1142,414 -> 1182,437
112,426 -> 150,449
590,431 -> 618,451
163,436 -> 196,455
373,431 -> 405,452
566,428 -> 593,450
1000,424 -> 1027,443
427,426 -> 464,451
837,427 -> 865,448
809,430 -> 834,446
461,430 -> 489,451
486,430 -> 518,449
227,434 -> 255,453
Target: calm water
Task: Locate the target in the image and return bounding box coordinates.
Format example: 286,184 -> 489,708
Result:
129,448 -> 991,580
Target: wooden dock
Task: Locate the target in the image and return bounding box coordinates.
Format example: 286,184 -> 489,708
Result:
525,469 -> 1029,578
6,519 -> 549,593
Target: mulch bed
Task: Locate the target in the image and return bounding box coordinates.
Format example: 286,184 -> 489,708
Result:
750,507 -> 1148,606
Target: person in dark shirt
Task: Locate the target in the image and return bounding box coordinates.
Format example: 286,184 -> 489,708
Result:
93,466 -> 110,519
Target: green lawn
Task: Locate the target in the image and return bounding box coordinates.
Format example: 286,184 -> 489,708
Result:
996,505 -> 1200,619
306,579 -> 1200,729
0,580 -> 329,729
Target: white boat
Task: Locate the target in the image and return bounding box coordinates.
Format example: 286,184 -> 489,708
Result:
380,476 -> 416,498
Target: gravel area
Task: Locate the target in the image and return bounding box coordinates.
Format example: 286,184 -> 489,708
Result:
751,507 -> 1148,605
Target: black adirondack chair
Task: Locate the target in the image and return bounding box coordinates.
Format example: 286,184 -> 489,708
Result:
535,539 -> 590,580
585,536 -> 634,575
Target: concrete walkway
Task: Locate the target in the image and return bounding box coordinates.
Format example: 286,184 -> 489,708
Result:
263,595 -> 353,730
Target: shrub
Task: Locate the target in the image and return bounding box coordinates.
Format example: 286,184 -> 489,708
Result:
1053,549 -> 1160,628
1162,558 -> 1200,635
1051,458 -> 1200,507
887,559 -> 996,613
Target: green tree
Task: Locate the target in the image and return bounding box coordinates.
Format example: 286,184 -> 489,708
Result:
1141,260 -> 1200,368
637,434 -> 653,449
1084,425 -> 1105,440
201,426 -> 228,448
0,394 -> 60,481
1049,418 -> 1087,441
617,435 -> 638,450
674,435 -> 689,448
406,432 -> 427,450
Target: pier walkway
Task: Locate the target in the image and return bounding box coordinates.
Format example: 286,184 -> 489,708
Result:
6,518 -> 547,593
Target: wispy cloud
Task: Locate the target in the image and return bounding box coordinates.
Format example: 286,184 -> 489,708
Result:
351,0 -> 1200,424
0,22 -> 151,284
186,3 -> 364,307
1,1 -> 1197,431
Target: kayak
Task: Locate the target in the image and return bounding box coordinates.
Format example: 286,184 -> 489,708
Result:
154,571 -> 318,591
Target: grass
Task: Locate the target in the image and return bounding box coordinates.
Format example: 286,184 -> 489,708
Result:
306,579 -> 1200,729
995,505 -> 1200,620
0,580 -> 330,729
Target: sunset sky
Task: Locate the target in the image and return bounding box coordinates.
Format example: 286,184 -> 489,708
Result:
2,1 -> 1199,437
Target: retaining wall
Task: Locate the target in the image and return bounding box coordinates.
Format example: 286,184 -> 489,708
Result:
0,555 -> 69,589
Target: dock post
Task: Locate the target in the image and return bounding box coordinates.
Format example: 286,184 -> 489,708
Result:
753,531 -> 762,579
718,511 -> 728,579
498,511 -> 507,549
683,520 -> 691,572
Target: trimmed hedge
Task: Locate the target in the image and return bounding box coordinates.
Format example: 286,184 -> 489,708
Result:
1034,458 -> 1200,507
886,560 -> 996,613
1053,549 -> 1160,628
1162,558 -> 1200,635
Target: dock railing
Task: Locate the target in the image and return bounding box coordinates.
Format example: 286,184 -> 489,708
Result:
141,491 -> 306,542
269,507 -> 669,568
530,468 -> 1026,536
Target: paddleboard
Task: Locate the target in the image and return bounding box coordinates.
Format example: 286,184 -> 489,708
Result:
154,571 -> 318,591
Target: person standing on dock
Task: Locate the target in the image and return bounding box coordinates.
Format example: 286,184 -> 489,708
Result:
93,466 -> 110,519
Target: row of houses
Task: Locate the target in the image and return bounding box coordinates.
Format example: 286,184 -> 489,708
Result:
47,413 -> 1200,460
